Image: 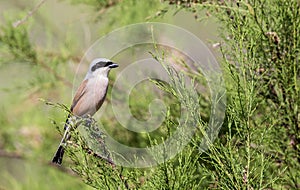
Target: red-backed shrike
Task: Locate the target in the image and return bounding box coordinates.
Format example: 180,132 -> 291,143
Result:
52,58 -> 118,164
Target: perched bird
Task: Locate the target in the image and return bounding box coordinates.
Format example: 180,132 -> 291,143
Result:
52,58 -> 118,165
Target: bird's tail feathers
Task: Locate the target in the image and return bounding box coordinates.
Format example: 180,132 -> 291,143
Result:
52,145 -> 65,165
52,121 -> 72,165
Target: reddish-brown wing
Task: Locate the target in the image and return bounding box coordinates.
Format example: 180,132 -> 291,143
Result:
70,79 -> 88,113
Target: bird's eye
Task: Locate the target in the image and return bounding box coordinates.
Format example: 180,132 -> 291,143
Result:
91,64 -> 97,72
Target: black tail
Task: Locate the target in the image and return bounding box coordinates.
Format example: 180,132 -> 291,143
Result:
52,117 -> 72,165
52,145 -> 65,165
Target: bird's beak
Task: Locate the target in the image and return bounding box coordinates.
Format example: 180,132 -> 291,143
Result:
109,62 -> 119,68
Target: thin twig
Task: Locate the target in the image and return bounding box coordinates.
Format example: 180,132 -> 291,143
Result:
49,162 -> 78,176
38,59 -> 73,87
13,0 -> 47,28
95,0 -> 123,18
70,141 -> 130,189
0,150 -> 79,177
0,150 -> 23,159
83,145 -> 116,167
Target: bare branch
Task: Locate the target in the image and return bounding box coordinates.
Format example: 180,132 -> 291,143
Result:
0,150 -> 22,159
13,0 -> 47,28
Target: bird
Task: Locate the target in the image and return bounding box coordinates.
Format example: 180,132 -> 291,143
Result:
52,58 -> 118,165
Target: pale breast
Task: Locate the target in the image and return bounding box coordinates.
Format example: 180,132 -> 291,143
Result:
74,76 -> 109,117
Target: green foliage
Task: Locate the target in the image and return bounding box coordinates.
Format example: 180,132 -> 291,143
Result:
99,0 -> 163,34
0,7 -> 80,190
162,0 -> 300,189
0,20 -> 36,63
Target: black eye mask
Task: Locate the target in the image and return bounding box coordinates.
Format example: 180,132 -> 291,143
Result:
91,61 -> 113,72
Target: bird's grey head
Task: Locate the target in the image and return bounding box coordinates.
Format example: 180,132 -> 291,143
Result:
85,58 -> 118,79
